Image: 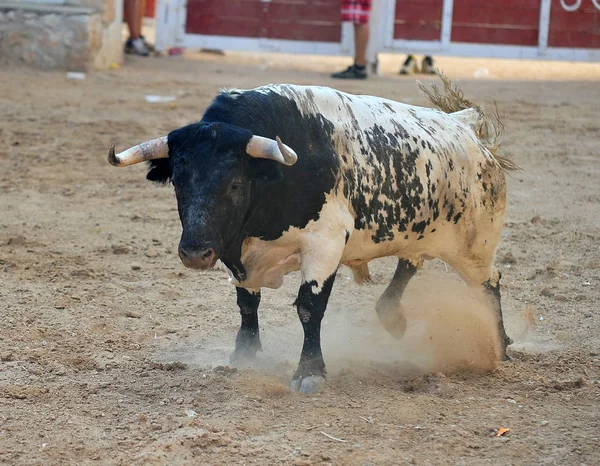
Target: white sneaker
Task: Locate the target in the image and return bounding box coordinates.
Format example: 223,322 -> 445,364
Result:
125,37 -> 150,56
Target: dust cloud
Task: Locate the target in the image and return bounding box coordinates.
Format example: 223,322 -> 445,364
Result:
322,272 -> 501,375
157,272 -> 502,378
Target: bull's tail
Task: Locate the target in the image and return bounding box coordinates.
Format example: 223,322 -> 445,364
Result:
418,72 -> 520,173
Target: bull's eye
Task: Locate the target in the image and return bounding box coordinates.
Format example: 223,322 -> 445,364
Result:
230,182 -> 242,191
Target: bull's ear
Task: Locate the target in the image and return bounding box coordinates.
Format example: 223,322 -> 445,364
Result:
247,158 -> 283,184
146,159 -> 172,184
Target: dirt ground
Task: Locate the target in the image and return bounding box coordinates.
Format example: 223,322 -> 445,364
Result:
1,51 -> 599,465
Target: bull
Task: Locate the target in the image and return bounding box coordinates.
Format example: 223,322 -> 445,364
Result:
108,75 -> 517,393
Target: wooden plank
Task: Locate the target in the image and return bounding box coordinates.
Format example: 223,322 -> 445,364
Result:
548,1 -> 600,48
452,5 -> 540,26
451,25 -> 539,45
451,0 -> 540,45
186,0 -> 265,37
267,21 -> 341,41
393,0 -> 443,40
394,23 -> 441,41
266,0 -> 341,41
268,2 -> 341,22
185,0 -> 342,42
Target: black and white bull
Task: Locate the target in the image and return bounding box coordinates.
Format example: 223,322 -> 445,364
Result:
108,75 -> 517,393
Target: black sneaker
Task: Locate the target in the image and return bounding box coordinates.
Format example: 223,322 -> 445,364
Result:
331,65 -> 367,80
125,37 -> 150,56
399,55 -> 418,75
421,56 -> 437,74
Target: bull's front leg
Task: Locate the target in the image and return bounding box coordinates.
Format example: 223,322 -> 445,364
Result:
291,236 -> 345,394
291,272 -> 337,393
230,287 -> 262,365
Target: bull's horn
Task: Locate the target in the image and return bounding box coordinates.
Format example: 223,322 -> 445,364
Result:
108,136 -> 169,167
245,135 -> 298,166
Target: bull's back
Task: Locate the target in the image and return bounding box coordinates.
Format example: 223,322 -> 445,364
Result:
279,85 -> 505,261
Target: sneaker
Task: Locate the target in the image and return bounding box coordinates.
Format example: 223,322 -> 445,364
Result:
140,35 -> 155,52
421,56 -> 437,74
399,55 -> 418,75
331,65 -> 367,80
125,37 -> 150,56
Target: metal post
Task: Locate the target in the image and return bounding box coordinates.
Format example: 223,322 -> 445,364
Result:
440,0 -> 454,49
538,0 -> 552,56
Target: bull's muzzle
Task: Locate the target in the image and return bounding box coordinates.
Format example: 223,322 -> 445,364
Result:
178,247 -> 218,270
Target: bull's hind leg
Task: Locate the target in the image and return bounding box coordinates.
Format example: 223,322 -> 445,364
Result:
230,287 -> 262,365
482,266 -> 513,358
376,257 -> 423,339
446,258 -> 512,360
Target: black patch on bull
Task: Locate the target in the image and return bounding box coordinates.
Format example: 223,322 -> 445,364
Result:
147,89 -> 339,278
344,123 -> 433,243
202,90 -> 339,239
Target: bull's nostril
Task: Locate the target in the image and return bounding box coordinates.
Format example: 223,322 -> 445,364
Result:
179,248 -> 189,258
201,249 -> 214,261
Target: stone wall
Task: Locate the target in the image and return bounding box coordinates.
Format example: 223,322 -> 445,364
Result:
0,0 -> 122,70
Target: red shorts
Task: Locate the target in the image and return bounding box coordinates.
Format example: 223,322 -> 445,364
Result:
341,0 -> 372,25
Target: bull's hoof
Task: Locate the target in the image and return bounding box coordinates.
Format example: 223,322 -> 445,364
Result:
290,375 -> 326,394
378,311 -> 407,340
501,350 -> 512,362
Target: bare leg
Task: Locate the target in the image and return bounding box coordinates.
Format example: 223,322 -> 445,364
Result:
124,0 -> 144,38
354,23 -> 369,67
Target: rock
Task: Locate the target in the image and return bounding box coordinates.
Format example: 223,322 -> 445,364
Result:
7,235 -> 26,246
500,252 -> 517,265
145,247 -> 159,258
554,294 -> 568,302
531,216 -> 544,226
71,269 -> 91,278
540,420 -> 549,426
1,352 -> 14,362
131,264 -> 141,271
540,287 -> 554,297
124,310 -> 141,319
112,245 -> 130,255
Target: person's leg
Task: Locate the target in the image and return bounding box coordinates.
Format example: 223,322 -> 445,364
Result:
332,0 -> 371,79
124,0 -> 141,39
124,0 -> 150,55
354,23 -> 369,67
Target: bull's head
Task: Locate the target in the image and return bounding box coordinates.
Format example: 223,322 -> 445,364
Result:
108,122 -> 297,280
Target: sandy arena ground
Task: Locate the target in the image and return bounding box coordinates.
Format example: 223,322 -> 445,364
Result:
1,51 -> 599,465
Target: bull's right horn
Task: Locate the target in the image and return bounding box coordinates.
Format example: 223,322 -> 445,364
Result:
246,135 -> 298,166
108,136 -> 169,167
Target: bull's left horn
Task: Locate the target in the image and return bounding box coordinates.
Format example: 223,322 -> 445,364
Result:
108,136 -> 169,167
246,135 -> 298,166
